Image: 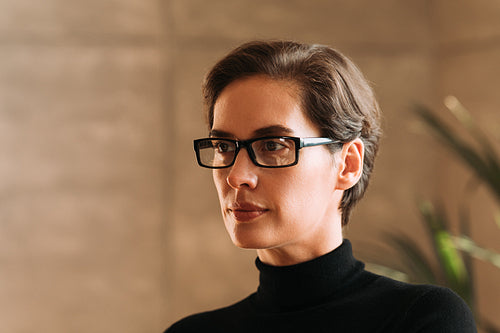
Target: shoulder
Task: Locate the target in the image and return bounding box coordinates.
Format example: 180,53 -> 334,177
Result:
367,274 -> 477,332
401,284 -> 477,332
164,295 -> 255,333
163,311 -> 215,333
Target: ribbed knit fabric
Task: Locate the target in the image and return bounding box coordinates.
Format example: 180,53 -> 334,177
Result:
165,240 -> 477,332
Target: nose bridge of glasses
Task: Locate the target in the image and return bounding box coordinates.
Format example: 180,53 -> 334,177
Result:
233,139 -> 258,165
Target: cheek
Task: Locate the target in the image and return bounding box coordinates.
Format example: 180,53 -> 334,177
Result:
284,178 -> 318,210
212,170 -> 229,198
278,159 -> 337,211
268,171 -> 321,217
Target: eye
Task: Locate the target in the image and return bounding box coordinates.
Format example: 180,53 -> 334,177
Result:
255,138 -> 293,153
214,141 -> 234,153
263,140 -> 285,151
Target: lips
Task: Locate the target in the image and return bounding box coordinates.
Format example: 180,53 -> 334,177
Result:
228,202 -> 268,222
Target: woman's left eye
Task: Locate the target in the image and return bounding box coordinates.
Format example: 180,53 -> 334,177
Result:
264,141 -> 284,151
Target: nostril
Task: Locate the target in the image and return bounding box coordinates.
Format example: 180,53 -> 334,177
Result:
226,152 -> 258,190
226,168 -> 257,189
227,175 -> 251,189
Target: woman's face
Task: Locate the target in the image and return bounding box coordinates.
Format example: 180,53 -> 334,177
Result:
211,75 -> 344,265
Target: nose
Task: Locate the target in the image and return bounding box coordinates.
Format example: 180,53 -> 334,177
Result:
226,148 -> 258,189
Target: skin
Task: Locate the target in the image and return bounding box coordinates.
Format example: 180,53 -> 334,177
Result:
211,75 -> 364,266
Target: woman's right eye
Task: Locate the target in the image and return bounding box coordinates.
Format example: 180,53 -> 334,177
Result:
215,142 -> 232,153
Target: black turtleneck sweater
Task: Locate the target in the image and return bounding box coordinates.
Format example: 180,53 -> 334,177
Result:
165,240 -> 477,332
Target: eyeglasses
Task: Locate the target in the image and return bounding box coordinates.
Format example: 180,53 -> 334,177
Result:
193,136 -> 341,169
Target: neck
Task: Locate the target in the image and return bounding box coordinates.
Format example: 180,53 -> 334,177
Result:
254,239 -> 365,312
257,232 -> 343,266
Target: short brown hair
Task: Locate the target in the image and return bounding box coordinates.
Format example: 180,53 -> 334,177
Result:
202,40 -> 382,226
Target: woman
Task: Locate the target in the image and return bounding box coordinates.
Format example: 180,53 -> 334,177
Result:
166,40 -> 476,332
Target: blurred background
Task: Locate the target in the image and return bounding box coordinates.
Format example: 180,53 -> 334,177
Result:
0,0 -> 499,332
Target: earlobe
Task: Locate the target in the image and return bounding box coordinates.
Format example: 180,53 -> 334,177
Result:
335,138 -> 364,190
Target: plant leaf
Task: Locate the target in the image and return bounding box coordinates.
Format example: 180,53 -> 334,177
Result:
384,233 -> 438,284
417,200 -> 473,305
414,104 -> 500,202
452,236 -> 500,269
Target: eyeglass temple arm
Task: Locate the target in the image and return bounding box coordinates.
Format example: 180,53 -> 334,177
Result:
300,137 -> 339,148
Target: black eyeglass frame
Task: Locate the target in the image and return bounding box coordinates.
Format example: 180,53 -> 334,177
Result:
193,136 -> 341,169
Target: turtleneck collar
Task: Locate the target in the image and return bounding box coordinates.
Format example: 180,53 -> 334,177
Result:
253,239 -> 365,312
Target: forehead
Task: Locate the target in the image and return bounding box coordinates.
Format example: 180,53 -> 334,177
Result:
212,76 -> 319,138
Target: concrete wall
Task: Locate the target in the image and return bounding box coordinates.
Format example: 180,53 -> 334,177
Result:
432,0 -> 500,327
0,1 -> 498,332
0,1 -> 169,332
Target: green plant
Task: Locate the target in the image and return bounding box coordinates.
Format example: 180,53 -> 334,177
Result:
379,97 -> 500,332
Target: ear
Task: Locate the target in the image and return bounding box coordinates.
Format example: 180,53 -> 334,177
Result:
335,138 -> 364,190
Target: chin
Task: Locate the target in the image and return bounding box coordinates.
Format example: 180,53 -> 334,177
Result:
224,216 -> 280,249
229,230 -> 276,250
230,236 -> 266,250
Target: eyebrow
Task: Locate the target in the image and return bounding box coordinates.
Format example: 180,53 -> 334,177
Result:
209,125 -> 294,138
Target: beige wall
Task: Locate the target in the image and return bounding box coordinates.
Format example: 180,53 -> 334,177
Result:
432,0 -> 500,328
0,1 -> 498,332
0,1 -> 169,332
